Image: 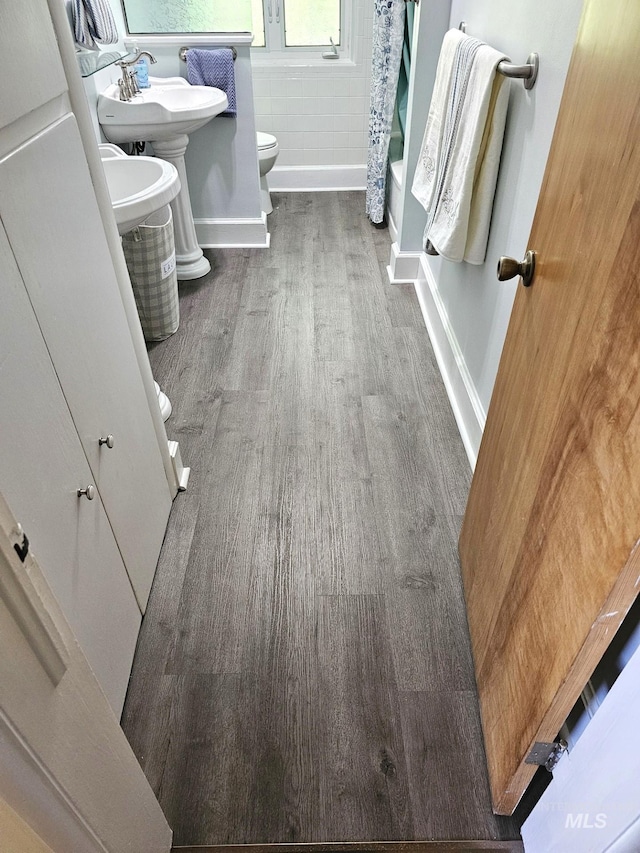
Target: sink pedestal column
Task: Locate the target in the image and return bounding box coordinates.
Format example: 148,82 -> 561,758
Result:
154,381 -> 172,421
152,134 -> 210,281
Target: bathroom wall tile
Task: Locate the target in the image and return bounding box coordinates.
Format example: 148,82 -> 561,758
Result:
304,114 -> 330,133
302,149 -> 320,167
256,115 -> 275,133
276,148 -> 294,166
271,115 -> 295,133
344,148 -> 366,165
349,77 -> 368,97
273,130 -> 292,150
270,97 -> 289,115
349,130 -> 366,149
344,113 -> 364,132
296,118 -> 311,133
303,131 -> 319,149
288,131 -> 306,149
320,147 -> 336,166
301,97 -> 319,116
355,95 -> 370,114
334,132 -> 350,149
252,78 -> 271,98
302,78 -> 319,98
316,131 -> 335,149
286,149 -> 307,166
333,98 -> 353,115
286,98 -> 305,116
296,147 -> 312,166
254,97 -> 272,116
283,78 -> 304,97
317,78 -> 339,98
315,97 -> 337,116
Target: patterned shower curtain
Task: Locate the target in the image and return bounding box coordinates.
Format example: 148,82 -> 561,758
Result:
366,0 -> 406,224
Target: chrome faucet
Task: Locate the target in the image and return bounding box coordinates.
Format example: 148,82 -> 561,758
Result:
115,51 -> 157,101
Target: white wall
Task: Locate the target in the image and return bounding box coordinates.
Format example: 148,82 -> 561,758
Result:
252,0 -> 373,189
522,637 -> 640,852
395,0 -> 584,462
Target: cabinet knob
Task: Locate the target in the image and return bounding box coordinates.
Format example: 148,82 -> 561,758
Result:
497,250 -> 536,287
77,485 -> 96,500
99,434 -> 115,449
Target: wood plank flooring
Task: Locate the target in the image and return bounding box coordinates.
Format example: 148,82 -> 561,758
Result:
121,193 -> 521,847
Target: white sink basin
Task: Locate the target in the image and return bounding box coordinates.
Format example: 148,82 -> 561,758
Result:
98,144 -> 181,234
97,77 -> 228,143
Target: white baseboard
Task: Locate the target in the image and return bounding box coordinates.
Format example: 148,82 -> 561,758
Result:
168,440 -> 190,492
387,207 -> 398,244
386,241 -> 421,284
195,213 -> 270,248
413,256 -> 485,469
268,164 -> 366,192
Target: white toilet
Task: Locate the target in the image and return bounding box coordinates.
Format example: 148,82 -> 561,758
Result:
257,132 -> 279,215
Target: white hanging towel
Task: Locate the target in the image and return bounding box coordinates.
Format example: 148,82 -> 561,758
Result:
412,29 -> 510,264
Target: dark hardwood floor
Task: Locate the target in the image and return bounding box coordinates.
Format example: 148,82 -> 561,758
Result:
121,192 -> 522,847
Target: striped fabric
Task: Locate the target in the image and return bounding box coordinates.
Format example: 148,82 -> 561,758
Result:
122,207 -> 180,342
186,49 -> 237,117
72,0 -> 119,49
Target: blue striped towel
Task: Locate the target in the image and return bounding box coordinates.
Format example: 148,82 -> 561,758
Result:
72,0 -> 118,49
186,49 -> 237,117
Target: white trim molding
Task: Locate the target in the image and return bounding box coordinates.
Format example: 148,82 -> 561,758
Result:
195,213 -> 270,248
413,256 -> 486,469
386,241 -> 421,283
388,208 -> 399,244
385,243 -> 485,469
268,165 -> 366,192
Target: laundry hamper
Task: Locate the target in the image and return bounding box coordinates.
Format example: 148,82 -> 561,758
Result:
122,204 -> 179,341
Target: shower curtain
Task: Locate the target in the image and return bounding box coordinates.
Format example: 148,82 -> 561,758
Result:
366,0 -> 406,224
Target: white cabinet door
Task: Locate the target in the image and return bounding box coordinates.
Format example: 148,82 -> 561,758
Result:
0,218 -> 140,716
0,115 -> 172,611
0,492 -> 171,853
0,0 -> 67,128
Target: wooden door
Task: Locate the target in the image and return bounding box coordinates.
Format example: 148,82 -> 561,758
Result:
0,218 -> 141,715
0,490 -> 171,853
459,0 -> 640,815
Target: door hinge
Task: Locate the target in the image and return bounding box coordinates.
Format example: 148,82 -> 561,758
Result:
525,739 -> 568,772
9,523 -> 30,563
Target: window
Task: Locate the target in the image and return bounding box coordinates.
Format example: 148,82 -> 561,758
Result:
121,0 -> 342,52
121,0 -> 263,39
264,0 -> 341,49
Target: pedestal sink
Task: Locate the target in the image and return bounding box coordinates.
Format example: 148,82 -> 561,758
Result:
98,143 -> 180,235
98,77 -> 228,280
99,143 -> 180,421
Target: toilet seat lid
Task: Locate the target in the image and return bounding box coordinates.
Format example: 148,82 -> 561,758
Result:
257,132 -> 278,150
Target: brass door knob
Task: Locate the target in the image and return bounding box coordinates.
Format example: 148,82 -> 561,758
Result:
99,434 -> 115,449
497,250 -> 536,287
77,485 -> 96,500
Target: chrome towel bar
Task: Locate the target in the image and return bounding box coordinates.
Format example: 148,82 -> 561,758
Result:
459,22 -> 538,89
179,46 -> 237,62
